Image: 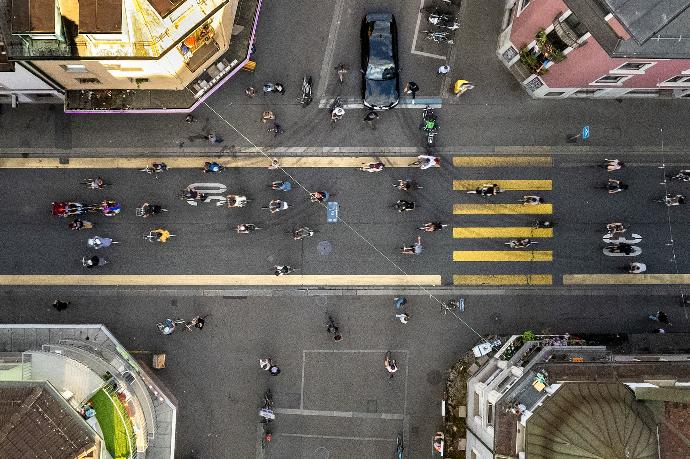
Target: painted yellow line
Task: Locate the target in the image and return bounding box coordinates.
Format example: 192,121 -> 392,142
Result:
564,274 -> 690,285
0,275 -> 441,286
453,180 -> 552,191
453,156 -> 552,167
453,227 -> 553,238
454,274 -> 552,285
453,251 -> 552,262
0,156 -> 421,169
453,204 -> 552,215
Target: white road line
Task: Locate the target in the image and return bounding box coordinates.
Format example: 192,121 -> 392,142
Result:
301,350 -> 306,410
279,433 -> 395,442
411,49 -> 447,60
317,0 -> 348,99
274,408 -> 404,420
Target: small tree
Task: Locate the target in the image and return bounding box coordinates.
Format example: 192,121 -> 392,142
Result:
522,330 -> 536,342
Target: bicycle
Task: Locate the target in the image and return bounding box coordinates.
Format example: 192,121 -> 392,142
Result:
144,230 -> 176,242
325,316 -> 342,342
82,178 -> 108,189
396,433 -> 404,459
292,227 -> 316,240
441,298 -> 464,315
140,163 -> 168,177
236,224 -> 261,234
335,64 -> 348,83
156,318 -> 185,335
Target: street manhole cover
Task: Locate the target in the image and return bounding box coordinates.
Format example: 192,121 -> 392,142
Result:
426,370 -> 442,385
317,240 -> 332,256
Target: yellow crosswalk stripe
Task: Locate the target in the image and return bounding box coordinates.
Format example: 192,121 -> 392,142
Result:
453,251 -> 553,262
453,204 -> 552,215
0,156 -> 421,169
0,275 -> 441,286
564,274 -> 690,284
453,180 -> 552,191
453,156 -> 552,167
454,274 -> 552,285
453,227 -> 553,238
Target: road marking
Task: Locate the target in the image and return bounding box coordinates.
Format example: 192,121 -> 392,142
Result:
453,180 -> 552,191
453,227 -> 553,238
453,251 -> 553,262
453,203 -> 552,215
454,274 -> 553,285
0,156 -> 422,169
274,408 -> 404,420
564,274 -> 690,284
0,275 -> 441,286
316,0 -> 348,99
453,156 -> 553,167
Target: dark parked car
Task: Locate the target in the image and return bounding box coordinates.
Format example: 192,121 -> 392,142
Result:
361,13 -> 399,110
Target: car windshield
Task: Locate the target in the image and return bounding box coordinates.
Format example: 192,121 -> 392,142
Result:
365,21 -> 396,80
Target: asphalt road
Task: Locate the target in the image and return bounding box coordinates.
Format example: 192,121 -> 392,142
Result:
4,152 -> 690,289
2,291 -> 686,458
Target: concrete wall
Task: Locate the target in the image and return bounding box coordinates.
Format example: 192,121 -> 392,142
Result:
0,63 -> 63,103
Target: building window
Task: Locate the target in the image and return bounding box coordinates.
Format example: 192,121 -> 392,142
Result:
473,392 -> 480,416
573,88 -> 603,96
663,75 -> 690,84
487,402 -> 495,425
626,89 -> 659,96
611,62 -> 655,74
471,450 -> 479,459
591,74 -> 631,85
544,91 -> 566,97
76,77 -> 101,84
518,0 -> 531,14
62,64 -> 87,73
130,78 -> 149,85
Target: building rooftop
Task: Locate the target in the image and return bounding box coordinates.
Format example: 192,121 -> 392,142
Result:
525,382 -> 658,458
565,0 -> 690,58
0,381 -> 98,458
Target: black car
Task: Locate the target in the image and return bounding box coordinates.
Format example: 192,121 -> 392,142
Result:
361,13 -> 399,110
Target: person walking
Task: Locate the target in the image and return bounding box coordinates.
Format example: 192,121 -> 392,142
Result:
245,86 -> 256,97
363,111 -> 379,129
404,81 -> 419,102
260,358 -> 272,371
395,312 -> 410,324
394,297 -> 407,310
384,353 -> 398,378
207,133 -> 222,144
52,299 -> 70,311
275,83 -> 285,94
326,316 -> 343,342
437,65 -> 450,76
268,122 -> 284,137
269,364 -> 281,376
648,310 -> 670,325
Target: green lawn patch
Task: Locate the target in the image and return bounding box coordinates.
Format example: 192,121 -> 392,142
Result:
90,388 -> 134,459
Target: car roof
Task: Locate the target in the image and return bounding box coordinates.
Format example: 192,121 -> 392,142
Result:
365,12 -> 394,23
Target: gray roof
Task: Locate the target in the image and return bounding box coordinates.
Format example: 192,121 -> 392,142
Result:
525,382 -> 658,459
565,0 -> 690,58
603,0 -> 690,44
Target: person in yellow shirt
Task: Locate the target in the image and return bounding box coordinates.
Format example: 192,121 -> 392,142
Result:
154,229 -> 171,242
453,79 -> 475,96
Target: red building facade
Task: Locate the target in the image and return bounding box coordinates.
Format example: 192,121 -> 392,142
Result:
497,0 -> 690,98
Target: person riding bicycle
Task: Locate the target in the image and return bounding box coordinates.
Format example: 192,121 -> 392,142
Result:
420,222 -> 444,232
477,184 -> 501,196
331,107 -> 344,122
271,180 -> 292,191
88,177 -> 105,189
152,162 -> 167,172
607,179 -> 628,194
203,161 -> 222,173
269,200 -> 289,213
310,191 -> 329,203
629,262 -> 646,273
83,255 -> 103,268
384,354 -> 398,376
361,162 -> 384,172
226,195 -> 248,208
401,236 -> 423,255
69,219 -> 92,230
140,203 -> 163,217
236,224 -> 257,234
521,195 -> 544,205
416,154 -> 440,170
64,203 -> 84,216
395,179 -> 416,191
665,194 -> 686,206
274,265 -> 293,276
293,227 -> 314,240
183,188 -> 207,201
101,201 -> 121,216
605,158 -> 624,171
606,222 -> 627,235
607,243 -> 634,255
509,238 -> 532,248
395,200 -> 415,212
674,169 -> 690,181
152,228 -> 171,242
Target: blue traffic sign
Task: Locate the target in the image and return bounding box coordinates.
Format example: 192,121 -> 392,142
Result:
327,201 -> 339,223
582,125 -> 590,140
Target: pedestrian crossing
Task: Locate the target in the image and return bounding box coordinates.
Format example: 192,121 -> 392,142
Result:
451,155 -> 554,286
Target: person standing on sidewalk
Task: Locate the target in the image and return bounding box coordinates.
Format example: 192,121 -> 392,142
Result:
395,312 -> 410,324
648,310 -> 670,325
404,82 -> 419,102
393,297 -> 407,310
437,65 -> 450,76
52,300 -> 70,311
